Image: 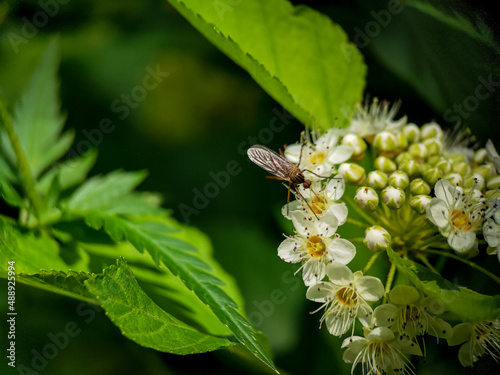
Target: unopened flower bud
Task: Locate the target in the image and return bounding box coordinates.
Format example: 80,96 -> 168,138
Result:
337,163 -> 366,185
382,186 -> 405,209
464,174 -> 485,191
444,173 -> 463,186
409,178 -> 431,195
364,226 -> 391,252
474,148 -> 488,165
373,131 -> 398,156
355,186 -> 379,212
422,167 -> 442,185
472,166 -> 493,179
409,195 -> 432,214
408,143 -> 428,162
452,162 -> 471,176
435,160 -> 452,175
423,138 -> 443,156
396,131 -> 408,150
374,156 -> 397,173
388,171 -> 409,189
487,174 -> 500,190
399,159 -> 420,178
402,123 -> 420,143
341,133 -> 367,162
366,170 -> 388,189
421,122 -> 443,140
395,152 -> 413,164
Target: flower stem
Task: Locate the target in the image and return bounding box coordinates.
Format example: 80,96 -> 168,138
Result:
424,248 -> 500,284
363,252 -> 381,274
346,218 -> 367,228
0,100 -> 43,219
383,262 -> 397,303
410,234 -> 445,251
415,253 -> 439,274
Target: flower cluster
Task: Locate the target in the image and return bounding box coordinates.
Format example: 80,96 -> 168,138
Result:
254,99 -> 500,374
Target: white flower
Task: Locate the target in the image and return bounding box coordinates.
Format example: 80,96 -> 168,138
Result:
348,99 -> 407,140
282,178 -> 348,224
284,129 -> 353,178
483,216 -> 500,261
485,140 -> 500,173
307,262 -> 384,337
342,327 -> 422,375
426,179 -> 486,254
373,285 -> 451,343
278,211 -> 355,286
448,320 -> 500,367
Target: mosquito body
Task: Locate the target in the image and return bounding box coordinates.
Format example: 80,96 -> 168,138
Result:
247,144 -> 317,216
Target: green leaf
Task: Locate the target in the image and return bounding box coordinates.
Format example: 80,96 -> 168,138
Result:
0,215 -> 90,274
387,246 -> 500,322
0,180 -> 25,208
1,38 -> 74,178
65,170 -> 159,214
80,213 -> 276,371
167,0 -> 366,129
36,149 -> 98,195
17,270 -> 96,303
85,259 -> 235,354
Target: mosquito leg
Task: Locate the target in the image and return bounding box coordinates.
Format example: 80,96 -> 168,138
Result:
295,184 -> 319,220
287,181 -> 292,217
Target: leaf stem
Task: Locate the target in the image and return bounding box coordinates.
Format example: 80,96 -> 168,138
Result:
383,261 -> 397,303
424,248 -> 500,284
362,252 -> 381,274
0,100 -> 43,218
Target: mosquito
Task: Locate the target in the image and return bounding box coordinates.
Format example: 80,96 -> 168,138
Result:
247,143 -> 330,218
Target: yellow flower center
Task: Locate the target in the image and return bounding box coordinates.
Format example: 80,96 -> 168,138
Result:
311,196 -> 326,215
306,235 -> 326,258
451,209 -> 473,231
336,287 -> 358,307
310,152 -> 325,165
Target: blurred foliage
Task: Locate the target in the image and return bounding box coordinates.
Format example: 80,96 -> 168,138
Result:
0,0 -> 499,374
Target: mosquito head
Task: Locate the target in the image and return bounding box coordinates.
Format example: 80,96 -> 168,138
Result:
303,179 -> 312,189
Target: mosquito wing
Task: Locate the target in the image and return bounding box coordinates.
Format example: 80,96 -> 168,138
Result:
247,145 -> 294,179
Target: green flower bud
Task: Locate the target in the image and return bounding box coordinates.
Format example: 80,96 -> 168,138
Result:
388,171 -> 410,189
472,166 -> 493,179
452,162 -> 471,176
409,195 -> 432,214
422,167 -> 442,185
373,131 -> 398,156
341,133 -> 367,162
435,160 -> 453,175
366,170 -> 388,189
399,159 -> 420,178
397,131 -> 408,150
473,148 -> 488,165
354,186 -> 379,212
337,163 -> 366,185
444,173 -> 463,186
427,155 -> 442,166
402,123 -> 420,144
382,186 -> 406,210
464,174 -> 485,191
408,143 -> 428,161
421,122 -> 443,140
409,178 -> 431,195
449,153 -> 468,164
374,156 -> 397,173
364,226 -> 391,252
395,152 -> 413,165
487,174 -> 500,190
424,138 -> 443,156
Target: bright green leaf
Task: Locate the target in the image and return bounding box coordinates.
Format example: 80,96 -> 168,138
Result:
387,246 -> 500,321
1,38 -> 74,178
0,180 -> 25,208
80,213 -> 276,371
167,0 -> 366,129
85,259 -> 235,354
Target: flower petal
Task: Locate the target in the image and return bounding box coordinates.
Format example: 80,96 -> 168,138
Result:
434,178 -> 455,205
284,143 -> 302,163
277,238 -> 303,263
448,323 -> 473,346
356,302 -> 373,327
366,326 -> 394,341
281,199 -> 304,219
356,276 -> 384,302
306,281 -> 336,302
291,211 -> 314,236
325,177 -> 345,200
373,303 -> 398,327
302,259 -> 326,286
327,238 -> 356,264
447,231 -> 476,253
313,212 -> 338,237
328,145 -> 354,165
426,198 -> 450,228
325,262 -> 353,285
389,285 -> 419,305
327,202 -> 348,226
